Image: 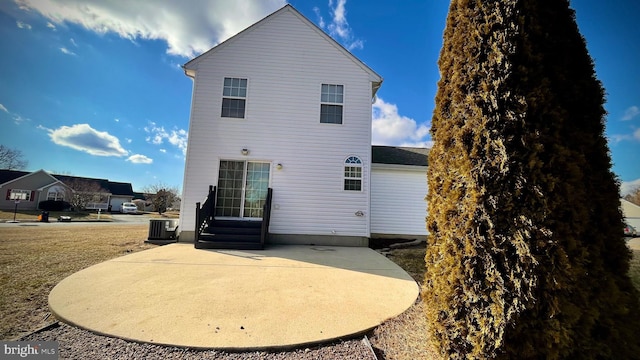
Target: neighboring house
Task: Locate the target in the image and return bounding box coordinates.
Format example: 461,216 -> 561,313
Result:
0,169 -> 134,211
178,4 -> 384,247
132,192 -> 153,212
621,198 -> 640,230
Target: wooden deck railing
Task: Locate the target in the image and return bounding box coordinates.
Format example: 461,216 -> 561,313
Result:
260,188 -> 273,247
195,185 -> 216,248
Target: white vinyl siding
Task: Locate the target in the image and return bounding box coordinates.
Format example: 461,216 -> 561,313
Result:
371,166 -> 428,236
179,8 -> 375,239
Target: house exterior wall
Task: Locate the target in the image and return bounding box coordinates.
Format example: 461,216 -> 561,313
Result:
370,165 -> 428,238
179,8 -> 375,245
0,171 -> 57,210
109,196 -> 133,212
622,199 -> 640,229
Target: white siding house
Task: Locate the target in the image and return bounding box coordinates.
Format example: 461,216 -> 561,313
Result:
178,5 -> 382,246
371,146 -> 429,239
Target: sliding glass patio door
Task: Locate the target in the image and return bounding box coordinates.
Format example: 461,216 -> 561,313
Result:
215,160 -> 270,218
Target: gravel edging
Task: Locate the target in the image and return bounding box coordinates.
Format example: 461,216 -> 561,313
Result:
20,323 -> 377,360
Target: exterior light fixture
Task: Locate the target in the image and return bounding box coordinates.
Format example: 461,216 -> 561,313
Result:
276,163 -> 283,170
241,148 -> 249,155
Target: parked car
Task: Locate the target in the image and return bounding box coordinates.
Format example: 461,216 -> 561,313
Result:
120,202 -> 138,214
624,223 -> 637,238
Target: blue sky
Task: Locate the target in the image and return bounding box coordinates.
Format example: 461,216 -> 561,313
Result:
0,0 -> 638,194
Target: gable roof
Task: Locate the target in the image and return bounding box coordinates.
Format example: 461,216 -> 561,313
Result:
183,4 -> 382,96
0,169 -> 60,188
372,146 -> 430,167
0,169 -> 135,196
0,169 -> 30,185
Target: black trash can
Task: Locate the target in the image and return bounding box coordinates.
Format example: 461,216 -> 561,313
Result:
40,211 -> 49,222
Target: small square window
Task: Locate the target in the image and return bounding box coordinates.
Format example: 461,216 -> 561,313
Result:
221,98 -> 246,118
321,104 -> 343,124
344,179 -> 362,191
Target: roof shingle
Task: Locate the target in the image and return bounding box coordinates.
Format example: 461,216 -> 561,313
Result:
371,146 -> 429,166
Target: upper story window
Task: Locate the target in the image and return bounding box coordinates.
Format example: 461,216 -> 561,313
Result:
320,84 -> 343,124
222,77 -> 247,118
344,156 -> 362,191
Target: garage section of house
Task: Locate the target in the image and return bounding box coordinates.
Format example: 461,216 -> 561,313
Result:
371,146 -> 429,239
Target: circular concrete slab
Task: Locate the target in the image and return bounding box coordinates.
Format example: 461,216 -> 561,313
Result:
49,243 -> 419,350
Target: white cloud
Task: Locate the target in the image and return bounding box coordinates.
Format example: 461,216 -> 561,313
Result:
167,129 -> 188,155
70,37 -> 78,47
609,134 -> 632,144
144,121 -> 188,155
372,97 -> 431,147
59,47 -> 76,56
0,105 -> 31,125
12,114 -> 29,125
16,20 -> 32,29
610,128 -> 640,144
621,178 -> 640,196
622,106 -> 640,121
16,0 -> 286,58
159,148 -> 166,153
325,0 -> 363,51
46,22 -> 56,30
127,154 -> 153,164
313,7 -> 325,29
48,123 -> 128,156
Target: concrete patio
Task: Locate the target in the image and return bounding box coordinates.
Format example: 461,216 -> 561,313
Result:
49,243 -> 419,350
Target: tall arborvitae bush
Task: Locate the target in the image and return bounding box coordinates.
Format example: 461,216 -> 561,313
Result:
423,0 -> 640,359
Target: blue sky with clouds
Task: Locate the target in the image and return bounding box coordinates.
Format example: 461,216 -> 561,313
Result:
0,1 -> 638,194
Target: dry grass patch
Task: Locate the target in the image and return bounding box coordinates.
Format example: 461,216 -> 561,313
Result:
0,209 -> 113,222
369,245 -> 442,360
369,244 -> 640,360
0,224 -> 156,340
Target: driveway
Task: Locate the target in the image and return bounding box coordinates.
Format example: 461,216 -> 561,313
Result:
110,213 -> 155,224
628,237 -> 640,250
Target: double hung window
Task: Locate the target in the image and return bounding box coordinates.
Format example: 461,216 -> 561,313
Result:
6,189 -> 31,201
344,156 -> 362,191
320,84 -> 344,124
221,77 -> 247,118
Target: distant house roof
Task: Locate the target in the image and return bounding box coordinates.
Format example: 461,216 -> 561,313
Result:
53,174 -> 111,193
0,169 -> 30,185
0,169 -> 134,196
108,182 -> 134,197
371,146 -> 429,167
